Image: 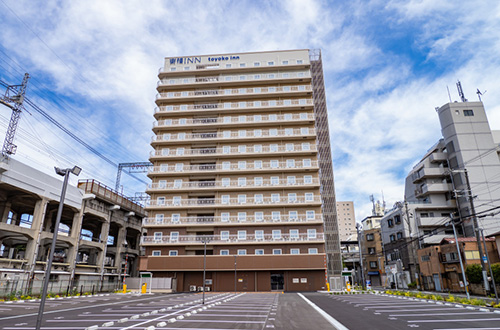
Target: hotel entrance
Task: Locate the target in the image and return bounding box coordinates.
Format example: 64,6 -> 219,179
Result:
271,273 -> 284,291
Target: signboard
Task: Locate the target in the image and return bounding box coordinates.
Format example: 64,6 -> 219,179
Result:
293,278 -> 299,283
483,256 -> 488,263
205,279 -> 212,285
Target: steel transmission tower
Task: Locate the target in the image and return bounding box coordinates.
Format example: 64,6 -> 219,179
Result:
0,73 -> 30,157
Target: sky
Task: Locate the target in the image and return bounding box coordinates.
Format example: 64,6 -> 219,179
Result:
0,0 -> 499,221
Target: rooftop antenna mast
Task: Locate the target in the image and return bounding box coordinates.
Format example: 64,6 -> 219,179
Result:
0,73 -> 30,158
370,194 -> 375,216
476,89 -> 486,102
456,80 -> 467,102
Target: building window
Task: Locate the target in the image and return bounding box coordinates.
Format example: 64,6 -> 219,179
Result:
307,229 -> 317,239
306,210 -> 315,220
221,231 -> 230,240
303,159 -> 312,167
238,177 -> 247,186
289,229 -> 299,239
171,214 -> 180,223
237,230 -> 247,240
169,250 -> 178,256
221,195 -> 230,204
154,232 -> 162,240
282,60 -> 289,65
289,211 -> 298,220
387,219 -> 394,227
305,193 -> 314,202
268,61 -> 275,66
366,233 -> 374,241
220,250 -> 229,255
297,59 -> 303,64
240,63 -> 246,67
254,176 -> 263,185
222,177 -> 230,187
290,248 -> 300,254
369,261 -> 378,268
253,62 -> 260,67
287,176 -> 296,185
221,212 -> 230,222
155,214 -> 164,223
238,194 -> 247,204
308,248 -> 318,254
272,211 -> 281,221
286,159 -> 296,168
464,109 -> 474,116
368,247 -> 376,255
396,232 -> 403,239
390,234 -> 396,242
288,193 -> 297,203
255,230 -> 264,240
237,212 -> 247,222
237,249 -> 247,255
273,249 -> 282,255
421,255 -> 430,261
255,249 -> 264,255
272,230 -> 281,239
170,232 -> 179,242
465,250 -> 481,259
255,212 -> 264,222
254,194 -> 263,204
304,175 -> 313,184
394,215 -> 401,224
152,250 -> 161,256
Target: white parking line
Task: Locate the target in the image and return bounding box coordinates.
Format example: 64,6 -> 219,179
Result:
375,307 -> 460,312
297,293 -> 349,330
390,312 -> 490,317
409,318 -> 500,323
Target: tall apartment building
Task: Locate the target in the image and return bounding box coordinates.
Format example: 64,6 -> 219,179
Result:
141,49 -> 341,292
337,201 -> 356,241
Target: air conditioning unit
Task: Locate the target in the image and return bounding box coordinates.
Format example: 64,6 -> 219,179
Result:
190,285 -> 197,292
205,286 -> 211,292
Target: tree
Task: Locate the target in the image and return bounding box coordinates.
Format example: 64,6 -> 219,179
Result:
466,264 -> 483,284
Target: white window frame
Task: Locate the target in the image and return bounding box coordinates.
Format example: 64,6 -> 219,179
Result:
169,250 -> 178,256
152,250 -> 161,256
272,249 -> 282,255
237,249 -> 247,255
220,249 -> 230,255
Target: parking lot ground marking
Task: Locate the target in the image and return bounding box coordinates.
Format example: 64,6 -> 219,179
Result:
375,308 -> 462,313
435,328 -> 500,330
297,293 -> 349,330
408,318 -> 500,323
390,312 -> 491,317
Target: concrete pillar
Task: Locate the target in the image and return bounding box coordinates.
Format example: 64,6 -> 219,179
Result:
115,225 -> 126,277
96,217 -> 111,274
25,197 -> 49,274
67,209 -> 84,284
0,201 -> 12,223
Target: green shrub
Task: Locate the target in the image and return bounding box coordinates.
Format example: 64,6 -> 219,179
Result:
466,264 -> 483,284
491,263 -> 500,284
407,281 -> 417,289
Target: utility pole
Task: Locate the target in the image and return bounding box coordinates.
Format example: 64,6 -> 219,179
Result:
463,168 -> 490,293
0,73 -> 29,158
451,219 -> 470,299
480,228 -> 498,304
404,200 -> 420,289
356,223 -> 365,289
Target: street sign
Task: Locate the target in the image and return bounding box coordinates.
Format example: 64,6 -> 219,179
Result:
483,256 -> 488,263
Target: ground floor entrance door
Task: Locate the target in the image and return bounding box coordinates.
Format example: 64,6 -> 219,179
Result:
271,273 -> 284,291
433,274 -> 442,291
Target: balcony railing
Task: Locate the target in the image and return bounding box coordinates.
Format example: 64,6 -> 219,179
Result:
150,144 -> 317,158
151,128 -> 315,143
146,195 -> 322,208
143,215 -> 323,227
157,71 -> 311,86
153,113 -> 315,128
141,233 -> 324,245
149,160 -> 319,174
156,85 -> 311,100
147,178 -> 320,191
154,99 -> 313,114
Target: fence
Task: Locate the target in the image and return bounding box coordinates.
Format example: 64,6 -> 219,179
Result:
0,277 -> 120,298
124,277 -> 173,291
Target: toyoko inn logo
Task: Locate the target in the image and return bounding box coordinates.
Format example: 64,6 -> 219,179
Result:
169,55 -> 241,65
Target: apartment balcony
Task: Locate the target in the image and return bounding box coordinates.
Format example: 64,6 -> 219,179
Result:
414,183 -> 453,197
157,71 -> 311,88
151,128 -> 316,145
149,144 -> 317,160
430,152 -> 447,163
147,160 -> 319,176
153,99 -> 313,118
143,215 -> 323,227
411,167 -> 447,183
419,216 -> 448,227
145,195 -> 322,210
153,113 -> 315,131
156,85 -> 312,103
146,178 -> 320,193
141,233 -> 325,246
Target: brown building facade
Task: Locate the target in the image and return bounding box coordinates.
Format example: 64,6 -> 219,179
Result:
140,50 -> 341,292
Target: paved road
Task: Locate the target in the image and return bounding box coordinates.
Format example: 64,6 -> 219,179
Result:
0,292 -> 335,330
303,292 -> 500,330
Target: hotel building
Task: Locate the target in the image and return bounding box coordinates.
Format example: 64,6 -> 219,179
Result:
141,49 -> 341,291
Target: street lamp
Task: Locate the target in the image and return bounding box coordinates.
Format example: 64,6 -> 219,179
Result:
35,166 -> 81,330
356,223 -> 365,289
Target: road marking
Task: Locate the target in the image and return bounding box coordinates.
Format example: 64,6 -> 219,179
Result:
409,318 -> 500,323
297,293 -> 349,330
376,308 -> 460,313
391,312 -> 491,317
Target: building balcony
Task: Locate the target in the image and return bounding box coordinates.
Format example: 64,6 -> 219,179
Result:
411,167 -> 447,183
146,195 -> 322,210
148,160 -> 319,176
157,71 -> 311,87
414,183 -> 453,197
153,113 -> 315,130
156,85 -> 312,102
143,215 -> 323,227
153,99 -> 313,117
146,178 -> 320,193
151,128 -> 316,144
149,144 -> 317,160
419,216 -> 449,227
429,152 -> 447,163
141,233 -> 325,246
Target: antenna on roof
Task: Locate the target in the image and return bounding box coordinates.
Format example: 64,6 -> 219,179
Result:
446,86 -> 452,102
456,80 -> 467,102
370,194 -> 375,216
476,89 -> 486,102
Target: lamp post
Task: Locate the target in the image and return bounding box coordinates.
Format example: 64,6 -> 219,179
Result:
356,223 -> 365,289
36,166 -> 81,330
234,255 -> 237,293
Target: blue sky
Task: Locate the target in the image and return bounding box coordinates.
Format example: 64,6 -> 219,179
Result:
0,0 -> 499,220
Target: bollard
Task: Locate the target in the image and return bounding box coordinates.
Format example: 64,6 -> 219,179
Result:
80,285 -> 83,296
92,285 -> 95,295
141,283 -> 147,294
123,284 -> 127,294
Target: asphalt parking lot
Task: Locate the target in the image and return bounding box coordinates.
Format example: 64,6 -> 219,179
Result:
304,291 -> 500,330
0,292 -> 335,330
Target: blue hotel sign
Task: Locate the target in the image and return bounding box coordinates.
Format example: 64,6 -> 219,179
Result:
170,55 -> 240,65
